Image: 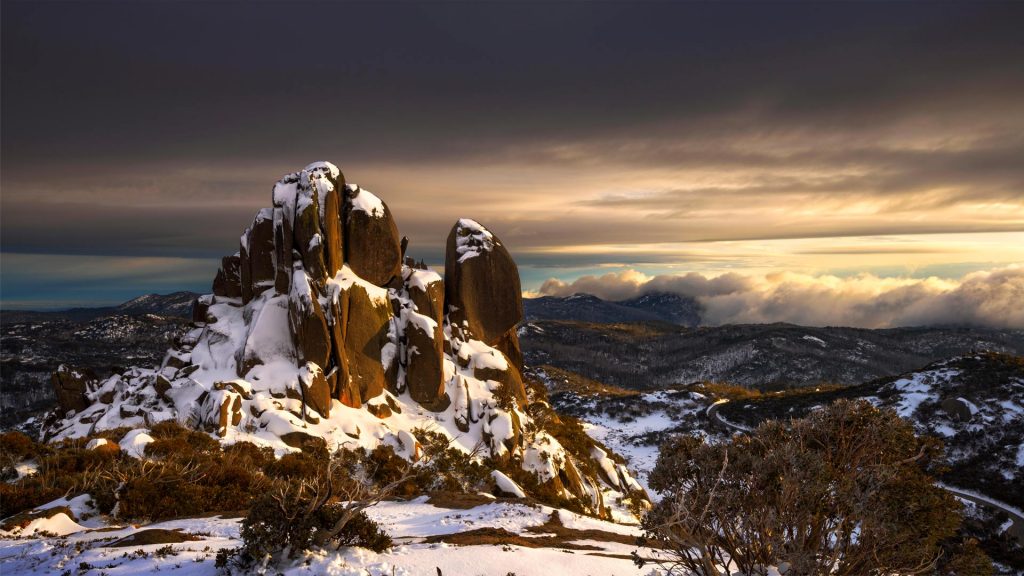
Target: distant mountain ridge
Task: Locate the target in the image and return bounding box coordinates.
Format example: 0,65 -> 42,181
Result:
2,292 -> 200,323
112,291 -> 199,317
524,291 -> 701,326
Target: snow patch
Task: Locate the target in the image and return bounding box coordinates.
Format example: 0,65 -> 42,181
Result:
119,429 -> 154,459
491,470 -> 527,498
346,184 -> 386,218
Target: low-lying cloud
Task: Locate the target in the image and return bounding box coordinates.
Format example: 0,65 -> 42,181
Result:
538,265 -> 1024,329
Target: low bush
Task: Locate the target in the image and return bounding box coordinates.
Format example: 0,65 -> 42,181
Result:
145,421 -> 221,457
220,451 -> 398,572
637,399 -> 989,576
0,431 -> 41,463
0,431 -> 44,483
264,451 -> 322,481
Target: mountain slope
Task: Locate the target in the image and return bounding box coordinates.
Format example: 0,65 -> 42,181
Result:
0,292 -> 199,428
523,292 -> 700,326
113,291 -> 199,317
521,320 -> 1024,389
715,352 -> 1024,511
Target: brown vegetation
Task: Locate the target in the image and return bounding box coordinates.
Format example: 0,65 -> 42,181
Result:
637,400 -> 990,576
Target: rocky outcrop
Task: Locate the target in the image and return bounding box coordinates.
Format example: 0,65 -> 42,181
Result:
320,173 -> 345,278
445,219 -> 523,346
401,268 -> 447,408
51,365 -> 95,414
288,269 -> 331,371
42,160 -> 642,522
212,255 -> 242,299
299,362 -> 332,419
338,279 -> 394,403
245,209 -> 276,301
344,185 -> 402,287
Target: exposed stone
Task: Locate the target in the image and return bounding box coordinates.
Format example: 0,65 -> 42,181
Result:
213,380 -> 252,399
407,270 -> 445,321
178,364 -> 200,378
319,172 -> 345,278
212,255 -> 242,298
272,206 -> 293,294
341,281 -> 394,403
941,397 -> 973,422
299,362 -> 332,419
197,389 -> 242,437
281,431 -> 326,453
294,182 -> 327,286
474,360 -> 528,408
153,374 -> 172,400
366,401 -> 392,419
421,392 -> 452,413
247,209 -> 276,298
218,393 -> 243,437
163,351 -> 189,371
402,269 -> 447,406
444,219 -> 523,346
51,365 -> 95,414
0,506 -> 77,534
559,456 -> 587,499
345,185 -> 402,287
108,529 -> 201,548
239,234 -> 252,303
385,394 -> 402,414
494,329 -> 524,373
326,286 -> 360,408
288,270 -> 331,370
191,296 -> 209,324
405,320 -> 445,407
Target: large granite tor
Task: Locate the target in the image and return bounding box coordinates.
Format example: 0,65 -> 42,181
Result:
44,162 -> 641,519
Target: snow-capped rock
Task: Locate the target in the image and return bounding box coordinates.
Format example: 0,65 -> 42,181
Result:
41,161 -> 635,520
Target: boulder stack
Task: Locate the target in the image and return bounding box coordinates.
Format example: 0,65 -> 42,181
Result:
445,218 -> 523,347
189,162 -> 528,423
42,161 -> 642,520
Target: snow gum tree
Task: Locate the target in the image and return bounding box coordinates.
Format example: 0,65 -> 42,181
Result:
636,399 -> 990,576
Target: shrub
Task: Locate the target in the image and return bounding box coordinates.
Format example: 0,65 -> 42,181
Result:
222,442 -> 275,469
0,431 -> 43,482
264,451 -> 322,480
0,431 -> 40,463
637,399 -> 985,576
145,421 -> 221,457
0,440 -> 123,518
223,453 -> 400,570
413,431 -> 490,494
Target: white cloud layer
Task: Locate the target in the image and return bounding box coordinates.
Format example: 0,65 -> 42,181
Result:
538,265 -> 1024,329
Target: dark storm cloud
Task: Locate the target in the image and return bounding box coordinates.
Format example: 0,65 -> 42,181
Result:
5,3 -> 1023,169
2,2 -> 1023,307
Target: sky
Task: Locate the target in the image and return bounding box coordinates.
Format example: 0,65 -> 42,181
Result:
2,2 -> 1023,326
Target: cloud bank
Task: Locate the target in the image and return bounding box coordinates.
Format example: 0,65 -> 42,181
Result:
538,266 -> 1024,329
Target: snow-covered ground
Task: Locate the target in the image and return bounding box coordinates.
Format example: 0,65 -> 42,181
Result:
0,496 -> 657,576
555,389 -> 711,499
